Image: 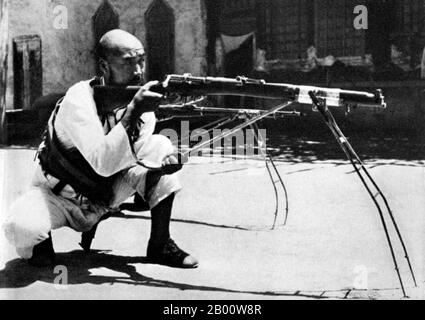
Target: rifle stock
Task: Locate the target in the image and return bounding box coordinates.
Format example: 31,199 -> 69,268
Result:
93,74 -> 386,115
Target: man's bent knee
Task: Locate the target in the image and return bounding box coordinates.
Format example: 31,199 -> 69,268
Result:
3,219 -> 50,249
2,189 -> 52,249
136,134 -> 176,164
152,134 -> 174,152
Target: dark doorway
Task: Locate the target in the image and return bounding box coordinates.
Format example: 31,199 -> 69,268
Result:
92,0 -> 120,46
92,0 -> 120,74
223,35 -> 254,78
145,0 -> 175,81
223,34 -> 255,108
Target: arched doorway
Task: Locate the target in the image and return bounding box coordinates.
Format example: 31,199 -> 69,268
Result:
145,0 -> 175,81
92,0 -> 120,74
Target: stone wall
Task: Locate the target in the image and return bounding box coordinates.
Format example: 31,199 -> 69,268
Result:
6,0 -> 207,109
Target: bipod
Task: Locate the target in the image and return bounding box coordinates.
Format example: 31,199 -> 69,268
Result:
308,91 -> 417,298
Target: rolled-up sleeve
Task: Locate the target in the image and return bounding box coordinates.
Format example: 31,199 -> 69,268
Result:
55,81 -> 137,177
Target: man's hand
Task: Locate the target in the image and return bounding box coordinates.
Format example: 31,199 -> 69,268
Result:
138,152 -> 188,175
130,81 -> 163,113
161,152 -> 188,175
122,81 -> 163,135
162,154 -> 179,166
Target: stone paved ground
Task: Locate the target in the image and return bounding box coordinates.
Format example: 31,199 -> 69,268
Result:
0,132 -> 424,300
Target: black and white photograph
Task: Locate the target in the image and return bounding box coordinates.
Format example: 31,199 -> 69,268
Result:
0,0 -> 424,303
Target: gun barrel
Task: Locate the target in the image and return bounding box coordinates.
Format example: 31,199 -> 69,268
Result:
160,75 -> 386,108
93,74 -> 386,115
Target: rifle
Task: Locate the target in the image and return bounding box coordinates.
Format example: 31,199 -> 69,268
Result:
93,74 -> 386,115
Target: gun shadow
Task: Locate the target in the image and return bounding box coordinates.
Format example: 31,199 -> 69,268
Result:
111,210 -> 262,232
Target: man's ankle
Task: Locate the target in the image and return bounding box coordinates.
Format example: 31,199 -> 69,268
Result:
148,236 -> 170,247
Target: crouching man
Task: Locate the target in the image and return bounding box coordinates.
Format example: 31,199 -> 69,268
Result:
3,29 -> 198,269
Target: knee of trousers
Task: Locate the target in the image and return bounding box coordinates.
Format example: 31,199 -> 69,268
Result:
3,207 -> 51,249
148,174 -> 182,209
136,134 -> 176,163
2,190 -> 52,249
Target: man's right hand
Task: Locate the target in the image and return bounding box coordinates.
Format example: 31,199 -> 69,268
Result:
130,81 -> 163,113
122,81 -> 163,135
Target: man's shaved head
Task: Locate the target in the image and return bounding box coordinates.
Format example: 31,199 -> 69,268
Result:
97,29 -> 144,60
97,29 -> 146,86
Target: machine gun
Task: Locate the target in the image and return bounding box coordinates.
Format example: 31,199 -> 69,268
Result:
90,75 -> 416,297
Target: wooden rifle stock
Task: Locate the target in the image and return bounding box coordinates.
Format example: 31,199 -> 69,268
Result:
93,74 -> 386,115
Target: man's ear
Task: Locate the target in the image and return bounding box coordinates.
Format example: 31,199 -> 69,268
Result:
99,58 -> 109,76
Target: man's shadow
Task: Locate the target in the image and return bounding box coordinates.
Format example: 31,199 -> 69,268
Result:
0,249 -> 335,299
0,250 -> 154,289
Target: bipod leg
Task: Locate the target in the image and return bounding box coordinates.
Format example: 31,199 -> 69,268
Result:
308,91 -> 415,298
335,131 -> 418,289
248,119 -> 289,229
268,153 -> 290,227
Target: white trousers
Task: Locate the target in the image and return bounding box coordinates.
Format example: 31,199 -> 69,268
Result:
3,134 -> 182,259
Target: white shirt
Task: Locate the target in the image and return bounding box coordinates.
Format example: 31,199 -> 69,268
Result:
54,79 -> 156,177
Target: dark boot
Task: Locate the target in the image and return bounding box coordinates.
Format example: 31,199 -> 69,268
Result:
147,238 -> 199,269
28,232 -> 55,267
147,194 -> 198,268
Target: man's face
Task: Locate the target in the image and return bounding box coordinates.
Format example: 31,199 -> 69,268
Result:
105,48 -> 146,86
